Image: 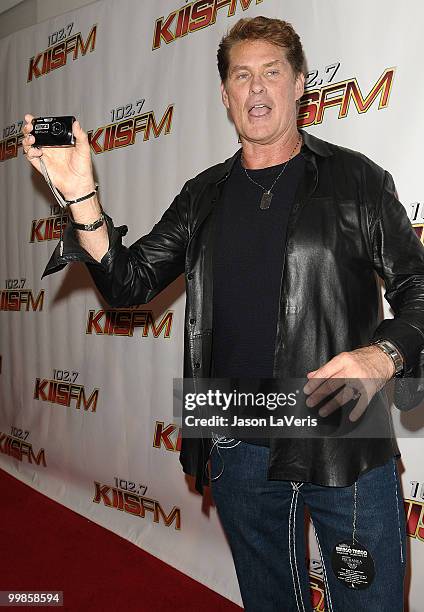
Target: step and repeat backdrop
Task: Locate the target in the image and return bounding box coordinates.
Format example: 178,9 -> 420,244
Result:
1,0 -> 424,609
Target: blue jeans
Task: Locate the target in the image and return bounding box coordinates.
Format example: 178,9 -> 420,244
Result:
210,441 -> 406,612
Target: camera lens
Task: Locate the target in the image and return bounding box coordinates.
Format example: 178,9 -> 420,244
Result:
51,121 -> 65,136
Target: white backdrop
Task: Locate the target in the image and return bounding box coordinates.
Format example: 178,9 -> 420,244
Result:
1,1 -> 424,609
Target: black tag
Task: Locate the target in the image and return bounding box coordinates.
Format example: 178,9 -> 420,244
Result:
331,541 -> 375,589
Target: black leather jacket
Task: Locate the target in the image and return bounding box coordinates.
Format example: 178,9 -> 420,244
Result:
44,130 -> 424,494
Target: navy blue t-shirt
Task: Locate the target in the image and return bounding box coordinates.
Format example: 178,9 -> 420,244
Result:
212,152 -> 305,445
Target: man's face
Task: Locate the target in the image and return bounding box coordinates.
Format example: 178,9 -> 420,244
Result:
221,39 -> 304,146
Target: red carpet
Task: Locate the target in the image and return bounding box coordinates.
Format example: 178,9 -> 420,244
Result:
0,469 -> 241,611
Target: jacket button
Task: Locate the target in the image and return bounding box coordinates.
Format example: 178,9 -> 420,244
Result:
189,318 -> 196,325
187,273 -> 193,280
194,362 -> 201,369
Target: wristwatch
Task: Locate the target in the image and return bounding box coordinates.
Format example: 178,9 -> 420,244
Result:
372,339 -> 404,377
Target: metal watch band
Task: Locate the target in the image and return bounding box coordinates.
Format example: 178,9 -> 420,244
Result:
70,213 -> 105,231
372,339 -> 404,376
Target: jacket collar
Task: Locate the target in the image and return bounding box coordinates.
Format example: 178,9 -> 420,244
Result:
211,129 -> 333,185
299,129 -> 334,159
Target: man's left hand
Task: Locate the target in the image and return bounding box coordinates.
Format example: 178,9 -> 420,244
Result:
303,346 -> 395,422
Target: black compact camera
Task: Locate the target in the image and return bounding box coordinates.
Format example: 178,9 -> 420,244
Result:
32,116 -> 76,147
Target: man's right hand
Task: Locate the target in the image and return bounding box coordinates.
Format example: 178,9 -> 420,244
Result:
22,114 -> 95,201
23,114 -> 110,262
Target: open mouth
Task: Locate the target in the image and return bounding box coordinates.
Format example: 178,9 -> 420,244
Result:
248,104 -> 271,117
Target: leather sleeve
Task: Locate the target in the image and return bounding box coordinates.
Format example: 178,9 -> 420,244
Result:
42,183 -> 190,307
371,170 -> 424,380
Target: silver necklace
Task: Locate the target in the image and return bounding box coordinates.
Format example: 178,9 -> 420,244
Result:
242,134 -> 302,210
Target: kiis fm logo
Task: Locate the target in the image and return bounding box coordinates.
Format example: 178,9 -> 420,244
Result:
405,481 -> 424,542
86,308 -> 173,337
309,573 -> 325,612
27,25 -> 96,82
0,428 -> 46,467
298,68 -> 394,127
87,105 -> 173,155
409,203 -> 424,244
30,210 -> 69,243
34,371 -> 99,412
0,105 -> 173,164
153,421 -> 182,452
405,498 -> 424,542
0,132 -> 23,162
153,0 -> 264,50
93,481 -> 181,529
1,279 -> 44,311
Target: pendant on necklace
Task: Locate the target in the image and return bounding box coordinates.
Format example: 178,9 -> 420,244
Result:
260,191 -> 273,210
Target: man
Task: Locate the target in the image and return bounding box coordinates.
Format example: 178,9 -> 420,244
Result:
23,16 -> 424,612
